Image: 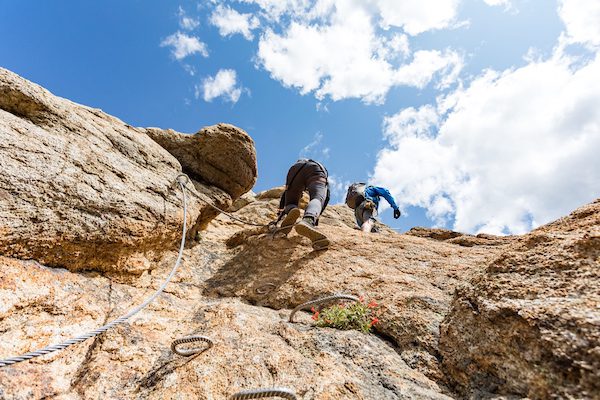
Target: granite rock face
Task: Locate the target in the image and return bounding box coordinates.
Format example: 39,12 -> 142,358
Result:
406,227 -> 511,247
0,68 -> 247,273
0,233 -> 452,400
145,123 -> 257,199
0,67 -> 598,400
440,199 -> 600,399
202,196 -> 512,382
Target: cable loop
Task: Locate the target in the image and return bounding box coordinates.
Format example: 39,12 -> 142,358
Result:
288,294 -> 360,323
229,387 -> 297,399
0,176 -> 190,368
175,173 -> 191,186
171,335 -> 213,356
255,283 -> 276,295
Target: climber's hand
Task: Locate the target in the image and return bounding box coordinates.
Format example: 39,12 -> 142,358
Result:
393,209 -> 401,219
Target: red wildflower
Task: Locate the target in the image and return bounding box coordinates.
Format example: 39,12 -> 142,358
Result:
370,317 -> 379,326
312,311 -> 320,320
311,306 -> 316,313
367,300 -> 378,308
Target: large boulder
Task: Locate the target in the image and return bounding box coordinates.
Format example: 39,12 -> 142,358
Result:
440,199 -> 600,399
0,68 -> 250,273
145,123 -> 257,199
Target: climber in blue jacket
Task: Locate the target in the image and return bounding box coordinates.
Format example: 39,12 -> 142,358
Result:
354,185 -> 401,233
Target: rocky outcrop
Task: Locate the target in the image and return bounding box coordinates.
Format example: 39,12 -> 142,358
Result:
440,199 -> 600,399
145,124 -> 257,199
0,252 -> 450,399
406,227 -> 464,241
0,183 -> 489,399
0,68 -> 251,273
230,190 -> 256,212
407,227 -> 510,247
202,197 -> 512,382
1,187 -> 598,398
1,68 -> 598,400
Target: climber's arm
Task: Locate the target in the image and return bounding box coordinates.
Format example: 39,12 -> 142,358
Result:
371,186 -> 399,210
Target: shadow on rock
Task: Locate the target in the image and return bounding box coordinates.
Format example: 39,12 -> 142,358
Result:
203,232 -> 325,304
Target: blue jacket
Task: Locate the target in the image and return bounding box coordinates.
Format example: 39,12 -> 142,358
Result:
365,186 -> 399,211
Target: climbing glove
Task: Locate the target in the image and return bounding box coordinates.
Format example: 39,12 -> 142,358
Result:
393,208 -> 401,219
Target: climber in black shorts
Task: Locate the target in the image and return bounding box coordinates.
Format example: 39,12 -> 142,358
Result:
276,159 -> 330,249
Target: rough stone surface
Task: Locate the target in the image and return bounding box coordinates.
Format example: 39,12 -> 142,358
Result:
1,67 -> 597,400
407,227 -> 510,247
440,199 -> 600,399
0,68 -> 239,273
256,186 -> 285,200
230,190 -> 256,212
145,124 -> 257,199
406,227 -> 465,241
201,197 -> 511,382
0,255 -> 451,400
1,191 -> 598,399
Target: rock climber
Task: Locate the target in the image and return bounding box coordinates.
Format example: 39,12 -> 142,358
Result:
276,159 -> 330,249
345,183 -> 401,233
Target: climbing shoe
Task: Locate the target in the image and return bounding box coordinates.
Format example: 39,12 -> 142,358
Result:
295,216 -> 330,250
278,207 -> 301,235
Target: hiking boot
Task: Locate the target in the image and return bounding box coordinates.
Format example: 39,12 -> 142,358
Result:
295,216 -> 330,250
278,207 -> 301,235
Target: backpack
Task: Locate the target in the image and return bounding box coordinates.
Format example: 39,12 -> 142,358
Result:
345,182 -> 367,209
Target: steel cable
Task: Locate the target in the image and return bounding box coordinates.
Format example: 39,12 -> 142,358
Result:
171,335 -> 214,356
0,174 -> 190,368
200,197 -> 270,227
229,387 -> 297,399
255,283 -> 276,295
195,191 -> 305,233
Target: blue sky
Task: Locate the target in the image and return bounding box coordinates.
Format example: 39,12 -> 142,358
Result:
2,0 -> 599,234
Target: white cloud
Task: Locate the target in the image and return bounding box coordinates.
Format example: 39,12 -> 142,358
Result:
242,0 -> 461,35
372,52 -> 600,235
558,0 -> 600,47
256,2 -> 463,103
383,33 -> 411,59
182,64 -> 196,76
201,69 -> 245,103
483,0 -> 512,8
160,32 -> 208,60
163,1 -> 465,103
375,0 -> 461,35
210,5 -> 260,40
299,132 -> 330,160
327,174 -> 352,204
238,0 -> 310,22
383,105 -> 439,143
178,6 -> 200,30
395,49 -> 463,89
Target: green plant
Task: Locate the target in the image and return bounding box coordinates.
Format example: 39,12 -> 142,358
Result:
311,297 -> 380,333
